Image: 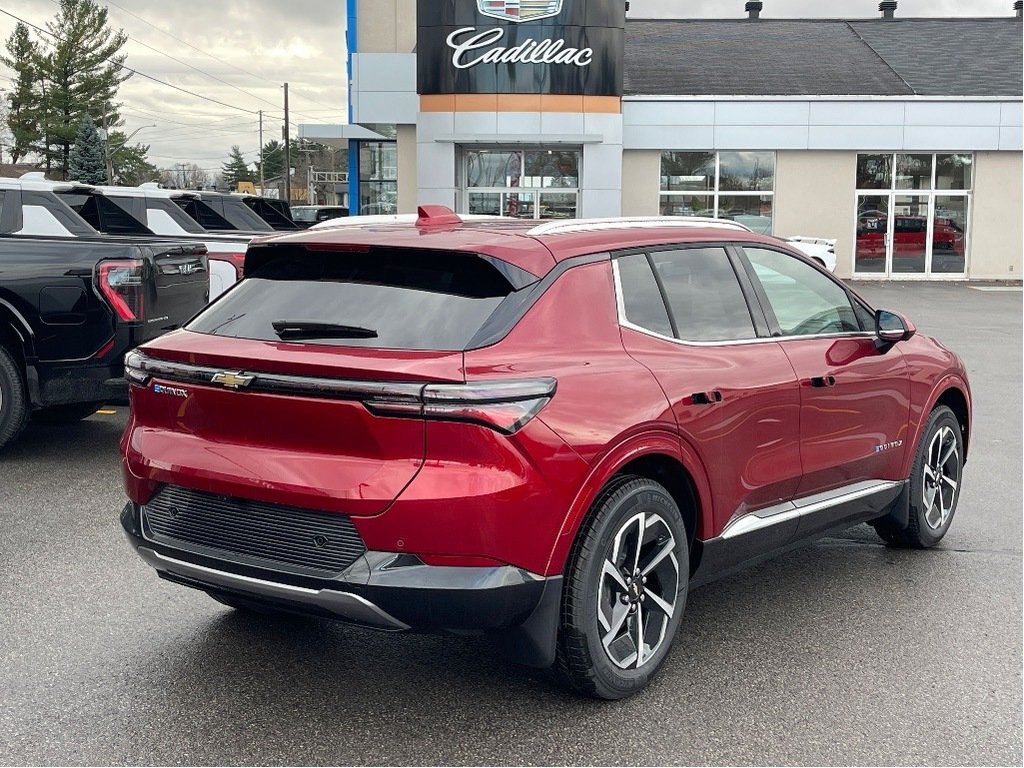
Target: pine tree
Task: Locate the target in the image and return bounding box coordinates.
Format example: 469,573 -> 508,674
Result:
107,131 -> 157,185
221,145 -> 253,188
0,24 -> 42,164
68,116 -> 106,183
36,0 -> 130,179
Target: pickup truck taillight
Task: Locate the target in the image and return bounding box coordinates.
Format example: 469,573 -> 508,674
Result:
209,252 -> 247,279
97,259 -> 145,321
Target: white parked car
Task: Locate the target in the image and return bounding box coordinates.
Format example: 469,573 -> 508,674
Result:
783,236 -> 838,273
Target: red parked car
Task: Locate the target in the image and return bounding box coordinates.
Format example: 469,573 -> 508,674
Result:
120,207 -> 971,699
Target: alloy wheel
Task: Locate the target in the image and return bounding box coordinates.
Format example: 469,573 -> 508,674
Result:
597,510 -> 680,670
922,425 -> 960,530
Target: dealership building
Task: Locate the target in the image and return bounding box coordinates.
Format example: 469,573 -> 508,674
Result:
300,0 -> 1024,280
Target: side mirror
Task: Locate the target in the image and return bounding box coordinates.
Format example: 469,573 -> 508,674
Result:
876,309 -> 917,345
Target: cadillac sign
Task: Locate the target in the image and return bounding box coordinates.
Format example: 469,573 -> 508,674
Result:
417,0 -> 624,96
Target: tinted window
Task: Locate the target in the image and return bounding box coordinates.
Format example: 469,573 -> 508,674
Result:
744,247 -> 861,336
219,198 -> 273,232
175,199 -> 233,230
188,247 -> 517,351
617,253 -> 673,338
649,248 -> 755,342
55,192 -> 152,235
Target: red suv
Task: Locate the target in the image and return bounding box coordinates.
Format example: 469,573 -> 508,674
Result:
120,207 -> 971,699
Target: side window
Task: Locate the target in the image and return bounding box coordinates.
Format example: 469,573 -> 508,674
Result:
617,253 -> 673,338
744,247 -> 861,336
649,248 -> 756,342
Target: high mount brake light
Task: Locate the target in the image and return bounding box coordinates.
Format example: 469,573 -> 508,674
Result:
97,259 -> 145,322
373,378 -> 558,435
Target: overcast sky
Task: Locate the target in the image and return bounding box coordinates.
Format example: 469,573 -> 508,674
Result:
0,0 -> 1014,175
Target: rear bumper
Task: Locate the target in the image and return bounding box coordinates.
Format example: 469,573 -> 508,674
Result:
120,502 -> 561,663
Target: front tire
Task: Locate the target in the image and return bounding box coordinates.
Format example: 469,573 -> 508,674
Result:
557,476 -> 689,700
873,405 -> 964,548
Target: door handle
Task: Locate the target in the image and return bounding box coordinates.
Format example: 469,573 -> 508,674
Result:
808,375 -> 837,388
691,390 -> 724,405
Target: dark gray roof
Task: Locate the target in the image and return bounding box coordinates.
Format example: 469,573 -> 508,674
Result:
624,19 -> 1023,97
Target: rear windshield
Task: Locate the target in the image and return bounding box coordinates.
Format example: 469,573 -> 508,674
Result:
187,247 -> 517,351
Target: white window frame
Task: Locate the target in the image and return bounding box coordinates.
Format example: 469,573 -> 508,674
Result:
659,151 -> 776,235
459,146 -> 582,221
853,152 -> 973,279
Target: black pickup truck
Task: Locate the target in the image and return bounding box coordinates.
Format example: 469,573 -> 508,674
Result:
0,197 -> 208,450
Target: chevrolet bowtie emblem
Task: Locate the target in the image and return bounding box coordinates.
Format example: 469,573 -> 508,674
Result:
211,371 -> 255,390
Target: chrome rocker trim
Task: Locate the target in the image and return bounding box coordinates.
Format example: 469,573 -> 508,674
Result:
721,479 -> 905,539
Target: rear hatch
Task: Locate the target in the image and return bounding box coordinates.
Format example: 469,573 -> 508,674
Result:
125,241 -> 536,515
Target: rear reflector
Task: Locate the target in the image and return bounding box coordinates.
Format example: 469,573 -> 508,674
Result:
97,259 -> 145,322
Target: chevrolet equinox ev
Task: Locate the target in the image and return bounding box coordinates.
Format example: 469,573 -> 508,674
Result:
120,206 -> 971,699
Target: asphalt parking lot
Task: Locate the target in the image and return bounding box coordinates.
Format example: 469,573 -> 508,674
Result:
0,282 -> 1020,766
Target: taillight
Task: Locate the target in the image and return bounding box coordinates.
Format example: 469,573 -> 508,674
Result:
97,259 -> 145,321
369,378 -> 556,435
210,252 -> 247,279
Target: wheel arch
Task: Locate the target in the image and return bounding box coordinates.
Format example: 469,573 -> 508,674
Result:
932,385 -> 970,460
545,430 -> 713,577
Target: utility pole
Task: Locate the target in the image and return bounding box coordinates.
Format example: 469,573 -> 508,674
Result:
283,82 -> 291,205
258,109 -> 265,196
102,102 -> 114,184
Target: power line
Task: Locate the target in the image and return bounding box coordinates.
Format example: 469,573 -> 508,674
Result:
0,7 -> 261,116
99,0 -> 346,118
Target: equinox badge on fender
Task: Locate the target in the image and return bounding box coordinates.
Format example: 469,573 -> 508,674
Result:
211,371 -> 255,390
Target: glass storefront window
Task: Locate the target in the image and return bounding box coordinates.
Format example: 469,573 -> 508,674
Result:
896,154 -> 934,190
932,196 -> 968,274
660,152 -> 775,233
718,151 -> 775,192
359,141 -> 398,215
854,153 -> 972,277
936,154 -> 973,190
461,147 -> 580,220
718,195 -> 774,235
856,154 -> 893,189
524,151 -> 579,188
660,194 -> 712,217
661,152 -> 715,192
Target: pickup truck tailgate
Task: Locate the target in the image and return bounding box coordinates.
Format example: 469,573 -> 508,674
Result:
140,243 -> 209,339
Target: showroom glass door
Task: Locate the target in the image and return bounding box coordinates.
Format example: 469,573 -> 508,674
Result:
854,154 -> 972,278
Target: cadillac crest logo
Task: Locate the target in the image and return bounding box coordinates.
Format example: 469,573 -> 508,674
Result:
478,0 -> 563,23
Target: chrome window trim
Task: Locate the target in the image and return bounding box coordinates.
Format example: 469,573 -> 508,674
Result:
611,258 -> 875,348
721,479 -> 904,540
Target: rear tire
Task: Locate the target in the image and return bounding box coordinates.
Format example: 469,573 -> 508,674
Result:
873,405 -> 964,548
0,345 -> 30,451
557,475 -> 689,700
32,401 -> 105,424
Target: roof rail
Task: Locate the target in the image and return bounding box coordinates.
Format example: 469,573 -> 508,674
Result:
527,217 -> 753,237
